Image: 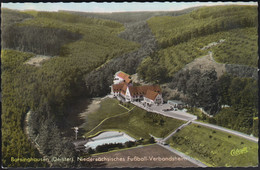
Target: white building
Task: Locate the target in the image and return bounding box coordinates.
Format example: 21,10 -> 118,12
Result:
113,71 -> 132,85
111,71 -> 163,105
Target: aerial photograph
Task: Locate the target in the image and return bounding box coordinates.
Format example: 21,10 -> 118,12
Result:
1,1 -> 258,168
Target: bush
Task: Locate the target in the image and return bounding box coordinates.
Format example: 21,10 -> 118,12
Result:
87,148 -> 95,154
125,141 -> 136,148
95,143 -> 124,153
149,137 -> 156,143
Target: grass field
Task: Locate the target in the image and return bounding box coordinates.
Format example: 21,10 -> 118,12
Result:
167,124 -> 258,167
90,144 -> 197,168
84,98 -> 186,139
83,98 -> 131,132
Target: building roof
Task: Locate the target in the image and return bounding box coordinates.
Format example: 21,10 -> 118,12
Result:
121,84 -> 128,95
168,100 -> 185,105
128,85 -> 161,97
112,82 -> 129,93
144,90 -> 160,101
116,71 -> 132,84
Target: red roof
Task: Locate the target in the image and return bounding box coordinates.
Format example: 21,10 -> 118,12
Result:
117,71 -> 132,84
128,85 -> 161,96
121,84 -> 128,95
112,83 -> 124,93
144,90 -> 160,100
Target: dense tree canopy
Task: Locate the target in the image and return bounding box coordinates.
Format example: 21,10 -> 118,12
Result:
137,6 -> 257,83
1,9 -> 139,167
170,69 -> 220,115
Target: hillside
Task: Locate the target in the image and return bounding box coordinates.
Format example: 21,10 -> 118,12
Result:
1,5 -> 258,168
137,5 -> 258,84
136,5 -> 258,135
2,9 -> 139,71
148,5 -> 257,49
63,7 -> 199,23
1,9 -> 139,167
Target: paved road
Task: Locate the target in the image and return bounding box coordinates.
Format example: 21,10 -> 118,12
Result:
193,121 -> 258,143
162,121 -> 191,143
132,102 -> 258,143
158,144 -> 207,167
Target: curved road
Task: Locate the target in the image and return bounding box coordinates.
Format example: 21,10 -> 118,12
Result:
132,102 -> 258,143
192,120 -> 258,143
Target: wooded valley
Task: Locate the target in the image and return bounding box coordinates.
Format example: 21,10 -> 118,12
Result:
1,5 -> 258,167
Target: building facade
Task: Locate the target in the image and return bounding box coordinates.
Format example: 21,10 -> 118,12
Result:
111,71 -> 163,105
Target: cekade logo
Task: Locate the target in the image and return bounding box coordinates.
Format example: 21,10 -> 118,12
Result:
230,147 -> 248,156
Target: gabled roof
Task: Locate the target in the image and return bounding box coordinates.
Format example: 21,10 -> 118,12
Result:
145,90 -> 160,101
116,71 -> 132,84
128,85 -> 161,98
112,83 -> 124,93
121,84 -> 128,95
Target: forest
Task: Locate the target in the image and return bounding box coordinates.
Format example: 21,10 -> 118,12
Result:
169,69 -> 258,136
65,6 -> 199,23
148,5 -> 257,48
1,9 -> 139,167
137,5 -> 258,83
1,5 -> 258,167
136,5 -> 258,136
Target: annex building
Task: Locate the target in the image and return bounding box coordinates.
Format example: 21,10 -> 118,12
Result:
111,71 -> 163,105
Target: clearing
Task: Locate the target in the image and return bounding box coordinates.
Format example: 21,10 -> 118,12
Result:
24,55 -> 51,66
183,52 -> 225,78
167,124 -> 258,167
90,144 -> 198,168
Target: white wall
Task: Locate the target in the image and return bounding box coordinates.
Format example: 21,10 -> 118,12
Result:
113,75 -> 124,84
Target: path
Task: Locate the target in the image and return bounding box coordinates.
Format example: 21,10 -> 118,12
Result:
86,104 -> 136,136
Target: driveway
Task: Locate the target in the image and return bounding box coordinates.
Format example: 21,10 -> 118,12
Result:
132,102 -> 197,121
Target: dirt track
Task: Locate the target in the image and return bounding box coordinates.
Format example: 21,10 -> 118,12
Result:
184,52 -> 225,78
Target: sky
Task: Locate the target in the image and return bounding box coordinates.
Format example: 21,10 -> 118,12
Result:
1,2 -> 258,13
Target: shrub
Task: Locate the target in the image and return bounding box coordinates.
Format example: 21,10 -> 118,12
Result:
125,141 -> 136,148
87,148 -> 95,154
149,137 -> 156,143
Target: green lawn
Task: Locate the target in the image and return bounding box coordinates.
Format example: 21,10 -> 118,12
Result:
167,124 -> 258,167
84,98 -> 186,139
83,98 -> 131,132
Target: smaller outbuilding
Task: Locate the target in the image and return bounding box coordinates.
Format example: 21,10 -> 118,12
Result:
167,100 -> 186,109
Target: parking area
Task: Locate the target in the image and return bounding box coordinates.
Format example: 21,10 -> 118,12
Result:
131,102 -> 197,121
151,104 -> 197,121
